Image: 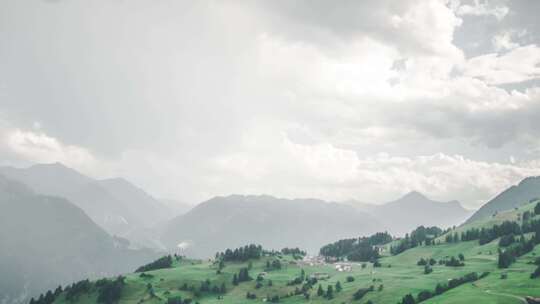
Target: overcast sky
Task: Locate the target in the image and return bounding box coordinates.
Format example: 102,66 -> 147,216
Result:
1,0 -> 540,208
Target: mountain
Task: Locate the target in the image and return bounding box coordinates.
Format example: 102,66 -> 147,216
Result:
161,194 -> 381,258
0,175 -> 158,304
347,191 -> 472,235
0,163 -> 175,248
158,198 -> 195,216
465,176 -> 540,224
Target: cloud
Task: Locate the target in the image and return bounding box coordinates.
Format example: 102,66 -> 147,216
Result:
492,30 -> 521,51
455,0 -> 509,21
1,0 -> 540,207
207,129 -> 540,208
462,45 -> 540,84
0,128 -> 100,174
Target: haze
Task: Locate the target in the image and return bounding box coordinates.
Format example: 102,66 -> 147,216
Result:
1,0 -> 540,208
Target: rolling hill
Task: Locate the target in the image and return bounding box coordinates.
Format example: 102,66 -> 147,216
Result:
161,194 -> 381,258
466,176 -> 540,225
0,175 -> 159,304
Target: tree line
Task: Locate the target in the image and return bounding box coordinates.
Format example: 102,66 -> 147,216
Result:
216,244 -> 263,262
135,255 -> 173,272
390,226 -> 443,255
319,232 -> 392,261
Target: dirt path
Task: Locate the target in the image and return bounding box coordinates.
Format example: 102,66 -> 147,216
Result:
484,289 -> 527,304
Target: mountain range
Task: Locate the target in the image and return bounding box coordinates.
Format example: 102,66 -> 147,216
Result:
346,191 -> 473,235
0,163 -> 188,249
161,194 -> 381,258
465,176 -> 540,224
0,175 -> 159,304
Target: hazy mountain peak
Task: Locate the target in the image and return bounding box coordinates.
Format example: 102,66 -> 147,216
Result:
400,190 -> 429,202
466,175 -> 540,224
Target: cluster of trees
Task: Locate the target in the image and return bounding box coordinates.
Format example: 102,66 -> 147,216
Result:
457,221 -> 522,245
316,283 -> 341,300
280,247 -> 306,256
198,279 -> 226,294
417,258 -> 436,266
95,276 -> 125,304
29,286 -> 62,304
319,232 -> 392,261
65,279 -> 92,301
135,255 -> 173,273
232,268 -> 251,285
441,256 -> 465,267
399,272 -> 485,303
352,286 -> 374,300
265,259 -> 282,270
217,244 -> 263,262
178,280 -> 224,296
498,235 -> 538,268
391,226 -> 443,255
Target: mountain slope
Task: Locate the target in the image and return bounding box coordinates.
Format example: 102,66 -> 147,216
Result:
0,175 -> 158,304
466,176 -> 540,224
161,194 -> 381,258
348,191 -> 472,236
0,163 -> 174,247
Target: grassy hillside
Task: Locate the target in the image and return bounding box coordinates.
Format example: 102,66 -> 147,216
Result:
465,176 -> 540,225
41,200 -> 540,304
46,240 -> 540,303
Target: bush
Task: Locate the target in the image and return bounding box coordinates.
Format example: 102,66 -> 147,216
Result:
352,287 -> 372,300
531,265 -> 540,279
417,290 -> 433,301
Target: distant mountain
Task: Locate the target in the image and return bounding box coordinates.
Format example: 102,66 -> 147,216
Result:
161,195 -> 381,258
0,175 -> 158,304
158,198 -> 195,216
465,176 -> 540,224
346,191 -> 472,235
0,163 -> 175,248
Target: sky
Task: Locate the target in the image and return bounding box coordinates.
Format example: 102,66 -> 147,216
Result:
1,0 -> 540,208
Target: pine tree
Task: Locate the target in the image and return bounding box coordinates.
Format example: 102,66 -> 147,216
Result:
317,284 -> 324,296
335,281 -> 342,292
326,285 -> 334,299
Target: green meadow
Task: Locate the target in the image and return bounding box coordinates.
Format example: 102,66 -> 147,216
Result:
50,202 -> 540,304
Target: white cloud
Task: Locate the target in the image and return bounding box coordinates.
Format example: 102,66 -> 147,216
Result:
1,0 -> 540,208
1,128 -> 101,175
492,31 -> 520,51
206,128 -> 540,208
462,45 -> 540,84
455,0 -> 509,21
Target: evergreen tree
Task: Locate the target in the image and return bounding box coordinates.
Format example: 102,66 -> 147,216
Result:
325,285 -> 334,299
317,284 -> 324,296
335,281 -> 342,292
401,294 -> 415,304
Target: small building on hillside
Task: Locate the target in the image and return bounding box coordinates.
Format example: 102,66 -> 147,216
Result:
334,262 -> 352,272
309,272 -> 330,280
